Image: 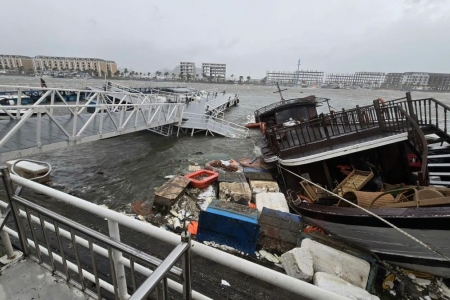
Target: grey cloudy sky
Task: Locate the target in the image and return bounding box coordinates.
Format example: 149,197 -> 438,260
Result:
1,0 -> 449,78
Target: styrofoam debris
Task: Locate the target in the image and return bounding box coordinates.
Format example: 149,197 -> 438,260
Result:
424,296 -> 431,300
389,290 -> 396,296
221,280 -> 230,286
407,273 -> 416,280
170,210 -> 178,217
302,238 -> 370,289
313,272 -> 379,300
164,175 -> 175,179
281,247 -> 314,282
259,250 -> 280,264
221,160 -> 231,167
137,215 -> 145,221
437,278 -> 450,297
415,278 -> 431,287
384,280 -> 394,289
198,186 -> 215,200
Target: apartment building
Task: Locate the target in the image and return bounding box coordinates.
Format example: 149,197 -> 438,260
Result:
400,72 -> 430,86
33,56 -> 118,76
266,70 -> 324,84
0,54 -> 34,72
324,73 -> 355,85
353,72 -> 385,87
383,73 -> 403,88
180,62 -> 196,78
202,63 -> 226,80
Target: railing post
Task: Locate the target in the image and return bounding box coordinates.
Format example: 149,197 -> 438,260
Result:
16,88 -> 22,120
0,230 -> 15,259
107,220 -> 128,300
181,231 -> 192,300
406,92 -> 418,123
320,114 -> 330,139
373,100 -> 385,131
0,167 -> 30,256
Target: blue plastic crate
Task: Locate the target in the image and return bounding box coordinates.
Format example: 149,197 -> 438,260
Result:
197,200 -> 260,254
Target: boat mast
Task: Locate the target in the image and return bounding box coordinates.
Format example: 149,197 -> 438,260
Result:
274,82 -> 287,102
296,59 -> 301,85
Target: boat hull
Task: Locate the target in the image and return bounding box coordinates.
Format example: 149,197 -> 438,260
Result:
299,203 -> 450,277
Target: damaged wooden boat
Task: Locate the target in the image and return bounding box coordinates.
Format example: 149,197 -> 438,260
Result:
254,90 -> 450,277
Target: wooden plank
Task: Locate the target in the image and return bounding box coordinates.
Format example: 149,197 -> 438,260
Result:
154,176 -> 191,207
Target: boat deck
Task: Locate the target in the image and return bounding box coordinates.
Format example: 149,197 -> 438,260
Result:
0,258 -> 92,300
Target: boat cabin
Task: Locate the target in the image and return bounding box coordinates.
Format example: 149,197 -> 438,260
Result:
255,95 -> 326,126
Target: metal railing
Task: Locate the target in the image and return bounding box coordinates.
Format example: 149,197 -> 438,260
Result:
0,167 -> 192,300
0,168 -> 347,300
0,85 -> 184,160
181,112 -> 249,138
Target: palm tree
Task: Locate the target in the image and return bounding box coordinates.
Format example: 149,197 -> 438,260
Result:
239,76 -> 244,83
186,73 -> 191,82
231,74 -> 235,81
247,76 -> 251,82
124,68 -> 128,77
139,72 -> 142,78
195,74 -> 199,81
178,73 -> 183,80
164,71 -> 169,79
156,71 -> 161,78
172,73 -> 176,80
147,72 -> 151,77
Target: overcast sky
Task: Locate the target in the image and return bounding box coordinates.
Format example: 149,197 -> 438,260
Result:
1,0 -> 449,78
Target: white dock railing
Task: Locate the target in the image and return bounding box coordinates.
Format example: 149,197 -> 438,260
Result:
181,112 -> 249,138
0,168 -> 347,300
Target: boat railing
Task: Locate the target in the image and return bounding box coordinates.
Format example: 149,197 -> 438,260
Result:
375,102 -> 428,184
265,104 -> 379,154
0,168 -> 347,300
382,93 -> 450,134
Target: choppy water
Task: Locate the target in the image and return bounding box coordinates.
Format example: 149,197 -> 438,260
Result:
1,75 -> 450,212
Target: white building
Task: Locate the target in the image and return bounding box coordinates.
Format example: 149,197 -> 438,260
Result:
400,72 -> 430,86
33,56 -> 118,76
202,63 -> 226,80
180,62 -> 196,78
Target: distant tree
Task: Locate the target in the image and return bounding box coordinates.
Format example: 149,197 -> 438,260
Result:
120,71 -> 124,77
4,65 -> 9,70
107,70 -> 112,77
36,66 -> 41,71
156,71 -> 161,77
18,66 -> 24,74
164,71 -> 169,79
147,72 -> 151,77
114,70 -> 120,77
239,76 -> 244,83
178,73 -> 183,80
139,72 -> 142,78
195,74 -> 199,81
186,73 -> 191,81
247,76 -> 251,82
202,72 -> 207,80
124,68 -> 128,76
261,77 -> 267,84
172,73 -> 176,80
231,74 -> 235,81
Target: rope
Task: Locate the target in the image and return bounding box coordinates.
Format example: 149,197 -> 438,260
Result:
279,165 -> 450,263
